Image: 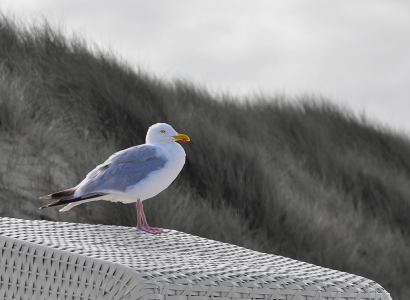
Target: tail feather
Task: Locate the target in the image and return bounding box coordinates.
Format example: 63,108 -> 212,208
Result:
39,192 -> 108,210
40,188 -> 77,200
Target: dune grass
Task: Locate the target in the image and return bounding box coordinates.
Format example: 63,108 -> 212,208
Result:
0,16 -> 409,299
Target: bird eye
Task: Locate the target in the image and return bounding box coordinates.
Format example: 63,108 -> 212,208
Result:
160,130 -> 166,133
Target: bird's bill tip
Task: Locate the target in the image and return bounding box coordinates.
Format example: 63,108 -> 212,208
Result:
173,133 -> 190,142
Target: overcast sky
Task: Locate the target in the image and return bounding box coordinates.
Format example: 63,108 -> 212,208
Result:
1,0 -> 409,133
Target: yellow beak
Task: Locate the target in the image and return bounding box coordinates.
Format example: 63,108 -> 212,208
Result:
173,133 -> 190,142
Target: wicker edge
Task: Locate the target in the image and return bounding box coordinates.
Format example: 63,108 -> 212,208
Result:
155,281 -> 387,300
0,235 -> 159,300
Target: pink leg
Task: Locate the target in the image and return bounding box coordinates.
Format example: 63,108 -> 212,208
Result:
140,202 -> 165,234
136,201 -> 143,230
135,199 -> 165,234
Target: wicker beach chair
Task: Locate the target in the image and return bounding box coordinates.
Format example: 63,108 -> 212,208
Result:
0,217 -> 391,300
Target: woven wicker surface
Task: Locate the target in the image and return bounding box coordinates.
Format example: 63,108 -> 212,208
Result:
0,217 -> 391,300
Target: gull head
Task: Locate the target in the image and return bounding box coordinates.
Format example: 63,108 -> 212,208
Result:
146,123 -> 190,144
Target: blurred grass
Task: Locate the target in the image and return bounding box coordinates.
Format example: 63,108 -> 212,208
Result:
0,15 -> 409,299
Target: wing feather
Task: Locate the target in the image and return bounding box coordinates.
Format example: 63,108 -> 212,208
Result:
76,145 -> 167,195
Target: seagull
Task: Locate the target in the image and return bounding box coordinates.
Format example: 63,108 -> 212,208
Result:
39,123 -> 190,234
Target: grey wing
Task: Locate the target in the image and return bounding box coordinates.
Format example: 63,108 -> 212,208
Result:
76,145 -> 167,195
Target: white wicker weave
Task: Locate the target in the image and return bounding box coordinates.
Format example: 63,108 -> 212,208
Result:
0,217 -> 391,300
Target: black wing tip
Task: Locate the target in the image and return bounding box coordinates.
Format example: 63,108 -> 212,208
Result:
38,192 -> 108,211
